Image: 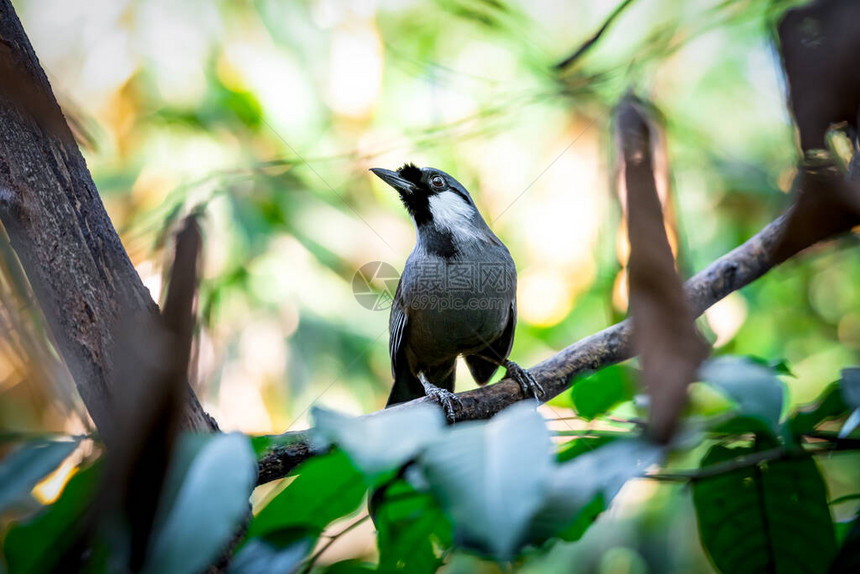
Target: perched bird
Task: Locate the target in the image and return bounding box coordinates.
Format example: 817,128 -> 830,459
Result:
370,163 -> 543,420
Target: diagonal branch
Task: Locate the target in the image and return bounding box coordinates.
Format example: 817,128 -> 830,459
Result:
256,208 -> 790,485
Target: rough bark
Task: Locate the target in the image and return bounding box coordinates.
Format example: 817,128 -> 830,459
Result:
0,0 -> 215,432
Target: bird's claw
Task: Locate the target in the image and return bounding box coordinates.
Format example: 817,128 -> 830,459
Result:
418,372 -> 461,422
505,361 -> 544,401
424,385 -> 462,423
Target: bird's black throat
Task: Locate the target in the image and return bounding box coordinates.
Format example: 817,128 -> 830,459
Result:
418,223 -> 458,258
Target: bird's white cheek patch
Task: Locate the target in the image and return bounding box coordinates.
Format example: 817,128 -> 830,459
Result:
428,191 -> 477,237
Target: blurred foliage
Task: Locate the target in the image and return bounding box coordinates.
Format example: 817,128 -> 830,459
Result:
3,359 -> 859,572
2,0 -> 860,572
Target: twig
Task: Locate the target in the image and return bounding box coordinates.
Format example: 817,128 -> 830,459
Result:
829,493 -> 860,506
554,430 -> 633,438
647,440 -> 860,482
299,514 -> 371,574
555,0 -> 638,70
646,447 -> 786,482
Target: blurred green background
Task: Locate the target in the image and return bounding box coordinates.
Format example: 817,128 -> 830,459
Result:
4,0 -> 860,570
7,0 -> 855,431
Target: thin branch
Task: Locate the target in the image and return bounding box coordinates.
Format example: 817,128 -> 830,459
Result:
646,439 -> 857,483
299,513 -> 371,574
646,447 -> 786,482
555,0 -> 638,70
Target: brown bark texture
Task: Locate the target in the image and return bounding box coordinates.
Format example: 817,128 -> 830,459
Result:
0,0 -> 215,432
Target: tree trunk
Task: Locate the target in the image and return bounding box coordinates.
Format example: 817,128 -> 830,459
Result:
0,0 -> 216,432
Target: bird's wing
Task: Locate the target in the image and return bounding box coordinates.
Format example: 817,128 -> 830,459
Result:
464,301 -> 517,385
389,282 -> 409,379
500,300 -> 517,359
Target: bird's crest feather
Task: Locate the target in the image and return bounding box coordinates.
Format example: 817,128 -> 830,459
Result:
398,163 -> 422,185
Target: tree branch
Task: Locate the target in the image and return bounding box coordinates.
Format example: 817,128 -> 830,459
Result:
256,209 -> 790,485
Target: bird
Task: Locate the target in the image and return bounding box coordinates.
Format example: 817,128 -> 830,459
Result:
370,163 -> 543,421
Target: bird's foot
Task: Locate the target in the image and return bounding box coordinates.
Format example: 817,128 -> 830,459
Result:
419,373 -> 461,423
504,360 -> 545,401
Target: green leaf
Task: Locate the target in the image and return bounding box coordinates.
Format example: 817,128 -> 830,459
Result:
143,433 -> 257,574
529,438 -> 663,544
747,356 -> 794,377
692,444 -> 837,574
374,480 -> 452,573
0,438 -> 79,513
248,450 -> 366,539
319,560 -> 377,573
229,531 -> 313,574
418,403 -> 552,558
830,513 -> 860,572
788,383 -> 848,436
699,357 -> 785,434
555,495 -> 605,542
312,405 -> 445,477
557,436 -> 616,462
570,364 -> 636,420
4,463 -> 101,574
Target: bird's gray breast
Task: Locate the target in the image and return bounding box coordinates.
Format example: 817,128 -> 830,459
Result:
399,238 -> 515,363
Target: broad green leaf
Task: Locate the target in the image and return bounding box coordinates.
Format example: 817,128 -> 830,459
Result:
0,438 -> 79,513
788,383 -> 848,436
4,463 -> 100,574
699,357 -> 785,433
555,495 -> 605,542
418,403 -> 552,558
830,513 -> 860,572
687,382 -> 737,417
692,444 -> 837,574
155,432 -> 214,517
229,532 -> 313,574
747,356 -> 794,377
530,438 -> 663,543
312,405 -> 445,477
144,433 -> 257,574
570,364 -> 636,420
375,480 -> 452,573
248,450 -> 366,539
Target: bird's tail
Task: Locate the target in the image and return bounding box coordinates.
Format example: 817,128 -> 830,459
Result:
385,370 -> 424,407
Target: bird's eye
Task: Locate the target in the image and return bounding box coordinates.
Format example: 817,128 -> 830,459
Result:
430,175 -> 445,188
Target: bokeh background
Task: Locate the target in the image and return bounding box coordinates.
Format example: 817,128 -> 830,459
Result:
3,0 -> 860,569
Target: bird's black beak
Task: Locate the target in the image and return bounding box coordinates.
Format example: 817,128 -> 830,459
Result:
370,168 -> 416,194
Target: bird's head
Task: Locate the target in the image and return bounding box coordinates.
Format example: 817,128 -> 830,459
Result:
370,164 -> 480,229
